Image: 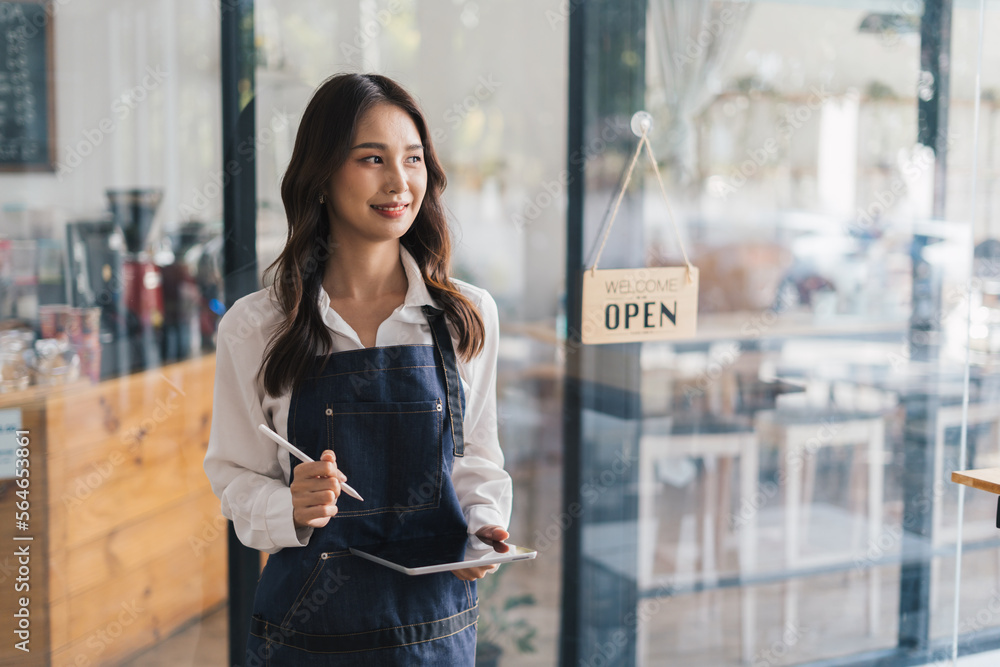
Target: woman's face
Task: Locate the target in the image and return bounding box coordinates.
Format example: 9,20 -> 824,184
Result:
325,102 -> 427,245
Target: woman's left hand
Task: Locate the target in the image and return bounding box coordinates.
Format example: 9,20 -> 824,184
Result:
452,525 -> 510,581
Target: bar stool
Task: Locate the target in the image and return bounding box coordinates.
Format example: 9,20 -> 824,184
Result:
754,408 -> 888,636
637,415 -> 760,664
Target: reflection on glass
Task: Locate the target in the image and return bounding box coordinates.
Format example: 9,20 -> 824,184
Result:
623,1 -> 1000,665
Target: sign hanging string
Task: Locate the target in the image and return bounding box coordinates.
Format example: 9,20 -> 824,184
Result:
587,127 -> 694,283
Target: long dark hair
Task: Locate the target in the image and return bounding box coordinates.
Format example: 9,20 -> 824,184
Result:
258,73 -> 485,397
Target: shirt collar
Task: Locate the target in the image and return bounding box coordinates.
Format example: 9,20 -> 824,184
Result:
399,245 -> 437,309
315,245 -> 437,312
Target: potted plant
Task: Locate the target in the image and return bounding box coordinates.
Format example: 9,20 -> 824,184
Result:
475,567 -> 537,667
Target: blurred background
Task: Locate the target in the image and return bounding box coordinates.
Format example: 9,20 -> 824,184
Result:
2,0 -> 1000,665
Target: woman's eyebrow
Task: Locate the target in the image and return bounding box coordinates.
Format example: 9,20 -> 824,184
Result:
351,141 -> 424,151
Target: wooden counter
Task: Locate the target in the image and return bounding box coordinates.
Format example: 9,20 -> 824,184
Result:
0,354 -> 226,666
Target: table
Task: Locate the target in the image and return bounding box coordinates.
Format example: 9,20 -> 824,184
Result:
952,468 -> 1000,529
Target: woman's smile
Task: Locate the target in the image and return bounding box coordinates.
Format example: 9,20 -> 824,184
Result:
370,201 -> 410,218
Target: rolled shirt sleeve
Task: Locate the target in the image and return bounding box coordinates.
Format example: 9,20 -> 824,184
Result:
453,289 -> 513,535
203,295 -> 313,554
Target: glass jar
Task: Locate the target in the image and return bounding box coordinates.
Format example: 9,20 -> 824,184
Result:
0,331 -> 33,393
33,336 -> 80,387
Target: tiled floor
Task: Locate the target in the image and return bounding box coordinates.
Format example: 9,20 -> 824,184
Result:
119,605 -> 1000,666
115,456 -> 1000,666
952,650 -> 1000,666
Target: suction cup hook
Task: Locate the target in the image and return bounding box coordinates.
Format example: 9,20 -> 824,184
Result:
630,111 -> 653,138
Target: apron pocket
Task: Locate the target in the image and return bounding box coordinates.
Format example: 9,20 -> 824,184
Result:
325,399 -> 443,518
272,552 -> 478,652
281,554 -> 328,628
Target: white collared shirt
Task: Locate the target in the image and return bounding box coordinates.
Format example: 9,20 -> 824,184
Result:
203,246 -> 512,554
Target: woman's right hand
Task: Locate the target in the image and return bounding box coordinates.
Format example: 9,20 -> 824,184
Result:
291,450 -> 347,529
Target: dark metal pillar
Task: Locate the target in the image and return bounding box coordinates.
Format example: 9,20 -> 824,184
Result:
898,0 -> 951,654
560,1 -> 586,662
918,0 -> 952,219
221,0 -> 258,664
562,1 -> 646,665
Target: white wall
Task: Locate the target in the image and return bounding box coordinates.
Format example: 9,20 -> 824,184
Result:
0,0 -> 222,240
0,0 -> 571,321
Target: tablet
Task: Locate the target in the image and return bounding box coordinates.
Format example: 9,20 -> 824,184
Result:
349,532 -> 537,576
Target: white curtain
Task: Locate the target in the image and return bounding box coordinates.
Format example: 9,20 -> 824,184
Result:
648,0 -> 752,182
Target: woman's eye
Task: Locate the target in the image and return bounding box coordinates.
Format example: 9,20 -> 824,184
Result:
406,155 -> 423,164
362,156 -> 383,164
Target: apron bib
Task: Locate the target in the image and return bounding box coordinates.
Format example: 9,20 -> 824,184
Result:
245,306 -> 476,666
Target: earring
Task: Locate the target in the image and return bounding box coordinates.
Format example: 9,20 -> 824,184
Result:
319,194 -> 325,203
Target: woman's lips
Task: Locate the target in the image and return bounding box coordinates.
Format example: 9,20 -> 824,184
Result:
370,203 -> 408,219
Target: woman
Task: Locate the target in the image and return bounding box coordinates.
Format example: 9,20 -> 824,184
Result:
204,73 -> 513,666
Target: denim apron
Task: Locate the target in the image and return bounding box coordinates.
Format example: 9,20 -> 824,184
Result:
245,305 -> 477,666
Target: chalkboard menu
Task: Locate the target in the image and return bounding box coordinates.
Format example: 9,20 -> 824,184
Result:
0,1 -> 53,171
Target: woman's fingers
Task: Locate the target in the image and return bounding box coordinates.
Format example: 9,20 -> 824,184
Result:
290,450 -> 349,528
319,450 -> 349,482
294,476 -> 342,497
453,530 -> 506,579
452,564 -> 499,581
476,525 -> 509,541
474,525 -> 510,552
293,502 -> 338,528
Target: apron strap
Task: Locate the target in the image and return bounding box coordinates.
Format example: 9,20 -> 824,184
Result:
421,305 -> 465,457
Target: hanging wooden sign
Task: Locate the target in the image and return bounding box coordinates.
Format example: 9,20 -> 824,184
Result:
582,266 -> 699,344
580,112 -> 700,345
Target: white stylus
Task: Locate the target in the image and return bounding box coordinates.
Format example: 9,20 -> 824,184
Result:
257,423 -> 365,502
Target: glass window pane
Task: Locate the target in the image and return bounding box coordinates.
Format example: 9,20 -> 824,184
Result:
0,1 -> 226,665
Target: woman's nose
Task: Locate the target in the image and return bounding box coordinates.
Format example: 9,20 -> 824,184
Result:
384,165 -> 409,195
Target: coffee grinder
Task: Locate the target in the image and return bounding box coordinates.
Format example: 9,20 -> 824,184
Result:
107,188 -> 164,372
